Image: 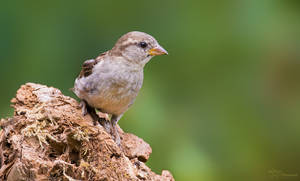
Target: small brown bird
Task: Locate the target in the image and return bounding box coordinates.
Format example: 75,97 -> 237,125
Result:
73,31 -> 168,145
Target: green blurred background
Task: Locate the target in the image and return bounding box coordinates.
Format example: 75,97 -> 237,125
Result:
1,0 -> 300,180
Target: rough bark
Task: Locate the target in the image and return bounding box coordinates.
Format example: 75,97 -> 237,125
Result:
0,83 -> 174,181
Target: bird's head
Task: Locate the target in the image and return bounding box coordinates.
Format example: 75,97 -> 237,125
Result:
111,31 -> 168,66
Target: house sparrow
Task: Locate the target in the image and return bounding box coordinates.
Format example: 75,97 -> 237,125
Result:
73,31 -> 168,145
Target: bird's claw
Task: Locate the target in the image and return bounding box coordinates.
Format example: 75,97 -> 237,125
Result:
111,123 -> 121,147
79,101 -> 88,116
98,118 -> 112,134
113,130 -> 121,147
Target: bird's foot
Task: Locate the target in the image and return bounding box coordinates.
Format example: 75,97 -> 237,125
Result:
98,118 -> 112,134
82,102 -> 102,127
110,115 -> 122,147
97,118 -> 121,147
99,118 -> 121,147
79,100 -> 88,116
112,124 -> 121,147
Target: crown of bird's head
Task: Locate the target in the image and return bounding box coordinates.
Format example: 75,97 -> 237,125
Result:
110,31 -> 168,65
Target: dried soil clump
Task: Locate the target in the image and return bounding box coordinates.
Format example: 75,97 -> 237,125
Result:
0,83 -> 174,181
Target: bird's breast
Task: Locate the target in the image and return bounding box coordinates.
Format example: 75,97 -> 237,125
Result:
94,70 -> 143,115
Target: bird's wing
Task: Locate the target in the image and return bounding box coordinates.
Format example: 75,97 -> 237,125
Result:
78,52 -> 107,78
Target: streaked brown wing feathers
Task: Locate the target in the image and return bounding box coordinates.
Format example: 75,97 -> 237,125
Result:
78,52 -> 107,78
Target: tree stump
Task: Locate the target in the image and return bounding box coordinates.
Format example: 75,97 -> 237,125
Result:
0,83 -> 174,181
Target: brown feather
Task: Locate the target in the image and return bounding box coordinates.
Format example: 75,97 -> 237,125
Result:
78,52 -> 107,78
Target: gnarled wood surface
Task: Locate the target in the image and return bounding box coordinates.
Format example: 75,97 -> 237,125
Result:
0,83 -> 174,181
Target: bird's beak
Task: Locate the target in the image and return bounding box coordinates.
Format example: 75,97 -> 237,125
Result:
148,45 -> 168,56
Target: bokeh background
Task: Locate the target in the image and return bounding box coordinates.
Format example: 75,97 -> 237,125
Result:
1,0 -> 300,180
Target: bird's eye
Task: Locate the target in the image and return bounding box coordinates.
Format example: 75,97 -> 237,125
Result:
139,41 -> 148,48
